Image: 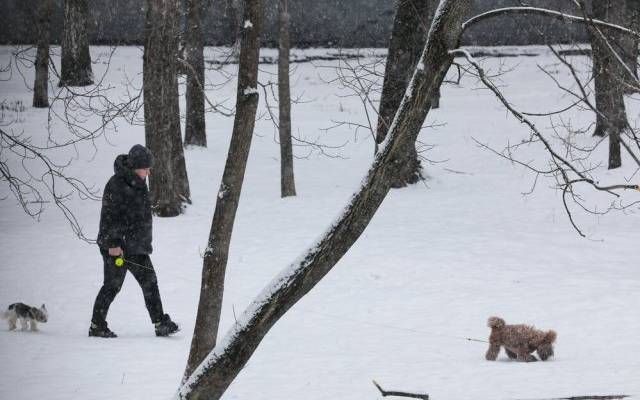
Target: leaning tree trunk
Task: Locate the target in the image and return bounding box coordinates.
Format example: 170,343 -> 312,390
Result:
59,0 -> 93,87
176,1 -> 469,399
184,0 -> 207,147
33,0 -> 52,108
376,0 -> 439,188
143,0 -> 191,216
589,0 -> 628,169
182,0 -> 261,385
278,0 -> 296,197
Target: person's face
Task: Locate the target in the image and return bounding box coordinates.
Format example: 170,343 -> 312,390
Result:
135,168 -> 151,179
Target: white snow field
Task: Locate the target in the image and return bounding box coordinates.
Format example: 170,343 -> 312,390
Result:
0,45 -> 639,400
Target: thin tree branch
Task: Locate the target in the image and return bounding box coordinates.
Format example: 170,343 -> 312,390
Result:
177,57 -> 235,117
463,7 -> 640,39
372,380 -> 430,400
451,49 -> 639,195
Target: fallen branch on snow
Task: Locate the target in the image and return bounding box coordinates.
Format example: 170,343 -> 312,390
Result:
373,380 -> 628,400
372,380 -> 429,400
524,396 -> 629,400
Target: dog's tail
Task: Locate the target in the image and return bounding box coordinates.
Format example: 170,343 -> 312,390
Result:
487,316 -> 505,329
544,330 -> 557,344
0,310 -> 8,320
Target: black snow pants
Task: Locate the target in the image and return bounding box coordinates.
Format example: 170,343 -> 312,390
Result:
91,249 -> 164,325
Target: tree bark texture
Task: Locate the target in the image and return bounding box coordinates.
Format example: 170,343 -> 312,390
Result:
143,0 -> 191,216
621,0 -> 639,93
60,0 -> 93,87
184,0 -> 207,147
223,0 -> 244,55
33,0 -> 52,108
177,1 -> 469,399
278,0 -> 296,197
589,0 -> 628,169
182,0 -> 261,385
376,0 -> 439,188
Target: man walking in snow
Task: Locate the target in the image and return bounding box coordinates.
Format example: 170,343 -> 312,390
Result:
89,144 -> 179,338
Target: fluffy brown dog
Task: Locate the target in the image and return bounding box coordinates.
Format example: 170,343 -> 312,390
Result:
485,316 -> 556,362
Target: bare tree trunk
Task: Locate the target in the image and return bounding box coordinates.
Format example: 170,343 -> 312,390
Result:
376,0 -> 438,188
222,0 -> 237,46
226,0 -> 244,57
278,0 -> 296,197
183,0 -> 261,384
59,0 -> 93,87
33,0 -> 51,108
177,1 -> 469,399
172,115 -> 192,204
589,0 -> 627,169
166,0 -> 192,207
184,0 -> 207,147
622,0 -> 639,93
144,0 -> 191,216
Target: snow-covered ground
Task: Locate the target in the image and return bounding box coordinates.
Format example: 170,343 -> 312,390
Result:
0,45 -> 639,400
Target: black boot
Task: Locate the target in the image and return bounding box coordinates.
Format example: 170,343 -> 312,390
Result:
89,321 -> 117,338
154,314 -> 179,337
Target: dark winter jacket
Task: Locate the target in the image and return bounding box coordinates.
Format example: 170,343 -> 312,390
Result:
96,154 -> 153,255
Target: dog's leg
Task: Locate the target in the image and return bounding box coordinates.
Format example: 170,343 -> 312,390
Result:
516,348 -> 538,362
505,348 -> 517,359
29,320 -> 38,332
19,318 -> 28,331
8,316 -> 17,331
485,343 -> 501,360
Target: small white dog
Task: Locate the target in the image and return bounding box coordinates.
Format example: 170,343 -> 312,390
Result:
2,303 -> 48,331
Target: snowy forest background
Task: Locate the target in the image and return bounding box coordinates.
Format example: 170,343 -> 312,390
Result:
1,0 -> 639,400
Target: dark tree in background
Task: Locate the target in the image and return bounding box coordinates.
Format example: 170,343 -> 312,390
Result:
143,0 -> 191,216
183,0 -> 262,386
278,0 -> 296,197
621,0 -> 639,93
231,0 -> 244,48
219,0 -> 244,51
376,0 -> 438,188
60,0 -> 93,87
184,0 -> 207,147
588,0 -> 630,169
33,0 -> 52,107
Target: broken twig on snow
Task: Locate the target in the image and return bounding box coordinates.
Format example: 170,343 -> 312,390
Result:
372,380 -> 429,400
